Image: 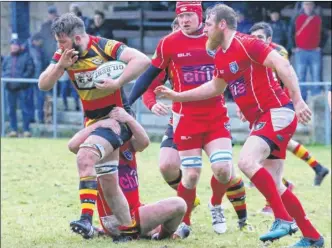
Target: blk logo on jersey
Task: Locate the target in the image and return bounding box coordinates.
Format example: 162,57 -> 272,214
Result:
74,71 -> 94,89
119,165 -> 138,192
122,149 -> 133,161
254,122 -> 266,131
182,64 -> 214,85
229,61 -> 239,74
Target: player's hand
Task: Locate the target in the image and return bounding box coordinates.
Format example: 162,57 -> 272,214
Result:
293,99 -> 312,125
57,48 -> 79,69
154,86 -> 179,101
98,118 -> 121,135
109,107 -> 133,124
236,105 -> 247,122
151,102 -> 171,116
94,78 -> 120,92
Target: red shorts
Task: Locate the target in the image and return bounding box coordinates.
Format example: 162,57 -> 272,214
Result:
96,183 -> 142,236
173,113 -> 231,151
249,105 -> 297,159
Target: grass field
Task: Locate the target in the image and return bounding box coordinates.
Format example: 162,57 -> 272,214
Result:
1,138 -> 331,248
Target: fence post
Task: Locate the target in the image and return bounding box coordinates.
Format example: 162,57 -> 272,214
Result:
136,98 -> 142,123
1,82 -> 5,137
52,86 -> 57,138
324,84 -> 331,146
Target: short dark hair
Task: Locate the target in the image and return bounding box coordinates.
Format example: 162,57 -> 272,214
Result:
206,4 -> 237,30
95,10 -> 105,20
249,22 -> 273,38
31,32 -> 43,41
51,13 -> 85,37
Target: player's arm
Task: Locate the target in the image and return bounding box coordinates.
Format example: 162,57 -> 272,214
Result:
129,38 -> 171,105
109,107 -> 150,152
39,49 -> 78,91
68,119 -> 121,154
116,46 -> 150,87
263,50 -> 302,102
155,76 -> 227,102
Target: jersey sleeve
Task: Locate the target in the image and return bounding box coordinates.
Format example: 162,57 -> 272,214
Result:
51,48 -> 63,64
99,38 -> 127,61
246,37 -> 274,64
151,37 -> 171,70
142,70 -> 168,110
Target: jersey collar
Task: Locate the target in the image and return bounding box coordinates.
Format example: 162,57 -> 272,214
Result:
222,31 -> 236,53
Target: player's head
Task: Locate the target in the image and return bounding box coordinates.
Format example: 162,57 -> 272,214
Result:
51,13 -> 87,56
171,18 -> 180,32
204,4 -> 237,50
176,1 -> 202,35
249,22 -> 273,44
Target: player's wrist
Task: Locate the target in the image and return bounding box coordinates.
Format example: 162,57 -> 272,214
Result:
55,63 -> 66,71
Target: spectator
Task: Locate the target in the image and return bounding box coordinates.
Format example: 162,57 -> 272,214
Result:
69,3 -> 91,28
59,72 -> 80,111
27,33 -> 48,123
40,5 -> 58,68
2,38 -> 34,137
289,1 -> 326,101
87,10 -> 113,39
268,9 -> 288,47
235,9 -> 253,34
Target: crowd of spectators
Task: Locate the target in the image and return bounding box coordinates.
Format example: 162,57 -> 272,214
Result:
1,1 -> 331,137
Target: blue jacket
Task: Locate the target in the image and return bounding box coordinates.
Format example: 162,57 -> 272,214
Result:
2,51 -> 34,91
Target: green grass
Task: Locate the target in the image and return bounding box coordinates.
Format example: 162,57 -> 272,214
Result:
1,138 -> 331,248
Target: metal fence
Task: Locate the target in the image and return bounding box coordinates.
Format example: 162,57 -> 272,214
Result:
1,78 -> 331,145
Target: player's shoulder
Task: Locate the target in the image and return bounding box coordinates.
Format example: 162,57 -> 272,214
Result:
94,36 -> 122,50
270,42 -> 288,58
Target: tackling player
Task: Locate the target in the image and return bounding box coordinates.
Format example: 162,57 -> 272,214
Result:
68,107 -> 189,241
130,1 -> 251,236
155,4 -> 324,247
39,13 -> 150,239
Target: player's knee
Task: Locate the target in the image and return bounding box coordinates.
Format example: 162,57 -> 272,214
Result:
77,149 -> 97,168
238,156 -> 254,173
184,170 -> 200,186
211,161 -> 232,183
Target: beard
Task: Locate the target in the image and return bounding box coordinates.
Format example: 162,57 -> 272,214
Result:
206,30 -> 224,51
71,39 -> 83,57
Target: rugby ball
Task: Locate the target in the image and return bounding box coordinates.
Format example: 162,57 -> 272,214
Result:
92,60 -> 126,82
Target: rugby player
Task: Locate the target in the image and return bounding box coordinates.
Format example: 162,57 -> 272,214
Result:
154,4 -> 324,247
38,13 -> 150,239
130,1 -> 251,236
68,107 -> 188,241
247,22 -> 329,214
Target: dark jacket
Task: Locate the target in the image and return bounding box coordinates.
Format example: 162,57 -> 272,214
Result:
269,19 -> 288,48
40,19 -> 57,64
87,21 -> 114,39
2,51 -> 34,91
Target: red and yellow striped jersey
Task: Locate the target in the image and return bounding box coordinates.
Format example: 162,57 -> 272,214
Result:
51,35 -> 128,126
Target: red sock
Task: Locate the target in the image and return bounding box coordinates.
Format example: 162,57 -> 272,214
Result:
210,175 -> 228,206
251,168 -> 292,221
177,181 -> 196,226
281,189 -> 321,239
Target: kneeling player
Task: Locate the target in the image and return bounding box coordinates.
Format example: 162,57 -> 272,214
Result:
68,107 -> 188,240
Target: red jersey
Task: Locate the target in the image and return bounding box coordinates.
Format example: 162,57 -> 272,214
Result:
295,14 -> 321,50
51,35 -> 128,127
152,29 -> 227,118
213,32 -> 290,125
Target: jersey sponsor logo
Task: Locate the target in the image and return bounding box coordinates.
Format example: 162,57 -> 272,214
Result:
180,136 -> 192,140
182,64 -> 214,85
74,71 -> 95,89
177,52 -> 191,58
229,61 -> 239,74
254,122 -> 266,131
180,7 -> 187,11
119,165 -> 138,192
229,76 -> 246,98
122,149 -> 133,161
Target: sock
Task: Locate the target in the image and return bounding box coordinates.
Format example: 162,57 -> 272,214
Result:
282,178 -> 290,187
251,168 -> 292,221
226,177 -> 247,222
177,181 -> 196,226
210,175 -> 228,206
292,144 -> 321,172
166,170 -> 182,191
281,189 -> 321,239
79,176 -> 98,223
